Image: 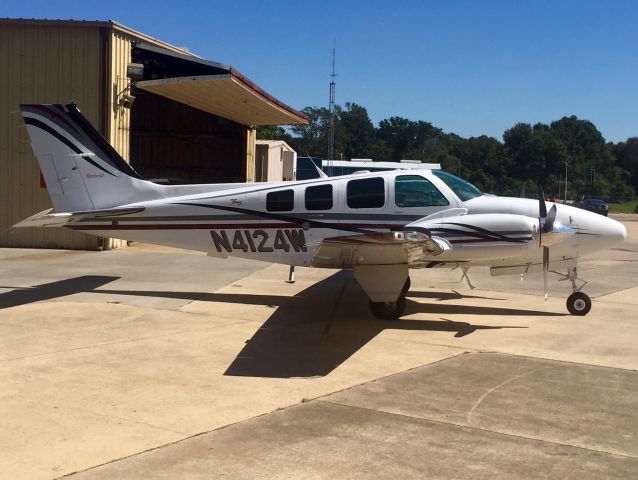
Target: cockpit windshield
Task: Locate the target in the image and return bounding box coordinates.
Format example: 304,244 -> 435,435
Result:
432,170 -> 483,202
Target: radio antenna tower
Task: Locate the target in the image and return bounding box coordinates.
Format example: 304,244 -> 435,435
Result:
328,46 -> 336,162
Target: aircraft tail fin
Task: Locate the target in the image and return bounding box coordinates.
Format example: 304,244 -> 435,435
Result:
20,103 -> 164,213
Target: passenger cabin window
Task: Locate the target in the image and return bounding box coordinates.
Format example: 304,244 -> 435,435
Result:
266,189 -> 294,212
305,184 -> 333,210
395,175 -> 449,207
347,177 -> 385,209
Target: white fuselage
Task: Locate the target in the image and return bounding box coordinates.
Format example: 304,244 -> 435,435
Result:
67,169 -> 627,270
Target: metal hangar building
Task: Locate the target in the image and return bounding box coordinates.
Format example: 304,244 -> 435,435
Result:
0,18 -> 307,250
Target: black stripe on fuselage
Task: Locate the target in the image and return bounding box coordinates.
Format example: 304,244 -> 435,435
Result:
75,203 -> 531,244
430,227 -> 526,243
443,222 -> 529,243
75,212 -> 425,223
172,202 -> 379,235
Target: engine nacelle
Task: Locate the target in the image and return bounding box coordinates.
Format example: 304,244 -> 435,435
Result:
410,213 -> 538,261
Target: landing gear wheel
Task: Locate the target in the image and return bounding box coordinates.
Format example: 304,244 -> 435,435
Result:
401,277 -> 411,295
566,292 -> 591,316
369,296 -> 406,320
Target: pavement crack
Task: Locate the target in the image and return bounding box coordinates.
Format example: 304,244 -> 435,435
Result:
466,366 -> 549,425
317,399 -> 638,461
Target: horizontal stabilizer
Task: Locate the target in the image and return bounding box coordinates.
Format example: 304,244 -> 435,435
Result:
13,206 -> 145,228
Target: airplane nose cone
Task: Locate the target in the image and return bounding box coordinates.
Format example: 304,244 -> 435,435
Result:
603,216 -> 627,245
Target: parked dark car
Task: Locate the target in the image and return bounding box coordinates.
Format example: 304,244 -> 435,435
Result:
576,198 -> 609,216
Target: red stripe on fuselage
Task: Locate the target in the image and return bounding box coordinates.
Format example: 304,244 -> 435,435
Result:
67,222 -> 408,231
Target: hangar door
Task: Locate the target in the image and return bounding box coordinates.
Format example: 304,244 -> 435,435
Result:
129,44 -> 247,184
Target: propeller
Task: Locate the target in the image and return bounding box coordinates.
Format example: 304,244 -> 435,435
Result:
538,187 -> 573,301
538,188 -> 551,301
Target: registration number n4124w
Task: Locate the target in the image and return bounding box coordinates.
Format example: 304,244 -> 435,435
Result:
210,229 -> 307,253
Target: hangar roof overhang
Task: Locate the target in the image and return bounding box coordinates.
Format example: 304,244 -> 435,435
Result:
133,43 -> 308,127
137,74 -> 308,127
0,20 -> 308,127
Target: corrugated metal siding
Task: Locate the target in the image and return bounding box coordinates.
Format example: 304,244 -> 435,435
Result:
102,29 -> 134,250
109,30 -> 132,161
246,128 -> 256,182
0,24 -> 102,249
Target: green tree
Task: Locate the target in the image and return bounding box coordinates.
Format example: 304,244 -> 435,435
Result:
287,106 -> 346,159
612,138 -> 638,193
377,117 -> 441,161
255,125 -> 288,141
340,102 -> 375,159
369,139 -> 392,161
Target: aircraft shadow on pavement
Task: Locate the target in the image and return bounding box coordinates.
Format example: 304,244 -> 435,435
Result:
87,271 -> 558,379
221,271 -> 548,379
407,290 -> 506,302
404,298 -> 562,317
0,275 -> 119,309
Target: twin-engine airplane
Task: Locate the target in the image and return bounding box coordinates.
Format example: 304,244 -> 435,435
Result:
15,103 -> 627,319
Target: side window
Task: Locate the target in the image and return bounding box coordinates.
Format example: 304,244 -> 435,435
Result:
395,175 -> 449,207
347,177 -> 385,209
305,184 -> 333,210
266,189 -> 294,212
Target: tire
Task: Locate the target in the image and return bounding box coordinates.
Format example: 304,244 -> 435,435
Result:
401,277 -> 411,295
566,292 -> 591,316
369,296 -> 406,320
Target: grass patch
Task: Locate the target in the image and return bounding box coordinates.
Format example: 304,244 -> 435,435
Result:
608,200 -> 638,214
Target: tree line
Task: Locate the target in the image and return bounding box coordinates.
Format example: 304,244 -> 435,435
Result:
257,103 -> 637,200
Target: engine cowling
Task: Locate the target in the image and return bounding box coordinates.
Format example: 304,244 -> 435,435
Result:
406,213 -> 538,261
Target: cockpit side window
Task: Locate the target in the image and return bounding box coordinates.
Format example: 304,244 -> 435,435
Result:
395,175 -> 449,207
432,170 -> 483,201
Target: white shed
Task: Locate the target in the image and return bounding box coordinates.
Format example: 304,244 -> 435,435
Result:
255,140 -> 297,181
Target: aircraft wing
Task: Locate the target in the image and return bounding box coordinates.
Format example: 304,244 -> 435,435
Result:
311,229 -> 450,268
13,207 -> 145,228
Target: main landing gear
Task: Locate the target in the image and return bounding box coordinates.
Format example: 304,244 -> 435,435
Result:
354,265 -> 410,321
369,296 -> 406,320
564,266 -> 591,316
368,277 -> 411,320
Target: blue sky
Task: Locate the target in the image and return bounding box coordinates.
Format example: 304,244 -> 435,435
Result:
5,0 -> 637,142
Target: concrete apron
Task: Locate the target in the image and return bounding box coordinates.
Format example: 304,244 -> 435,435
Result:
0,216 -> 636,479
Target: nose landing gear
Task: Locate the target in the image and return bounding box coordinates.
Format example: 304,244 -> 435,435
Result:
566,291 -> 591,315
563,266 -> 591,316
